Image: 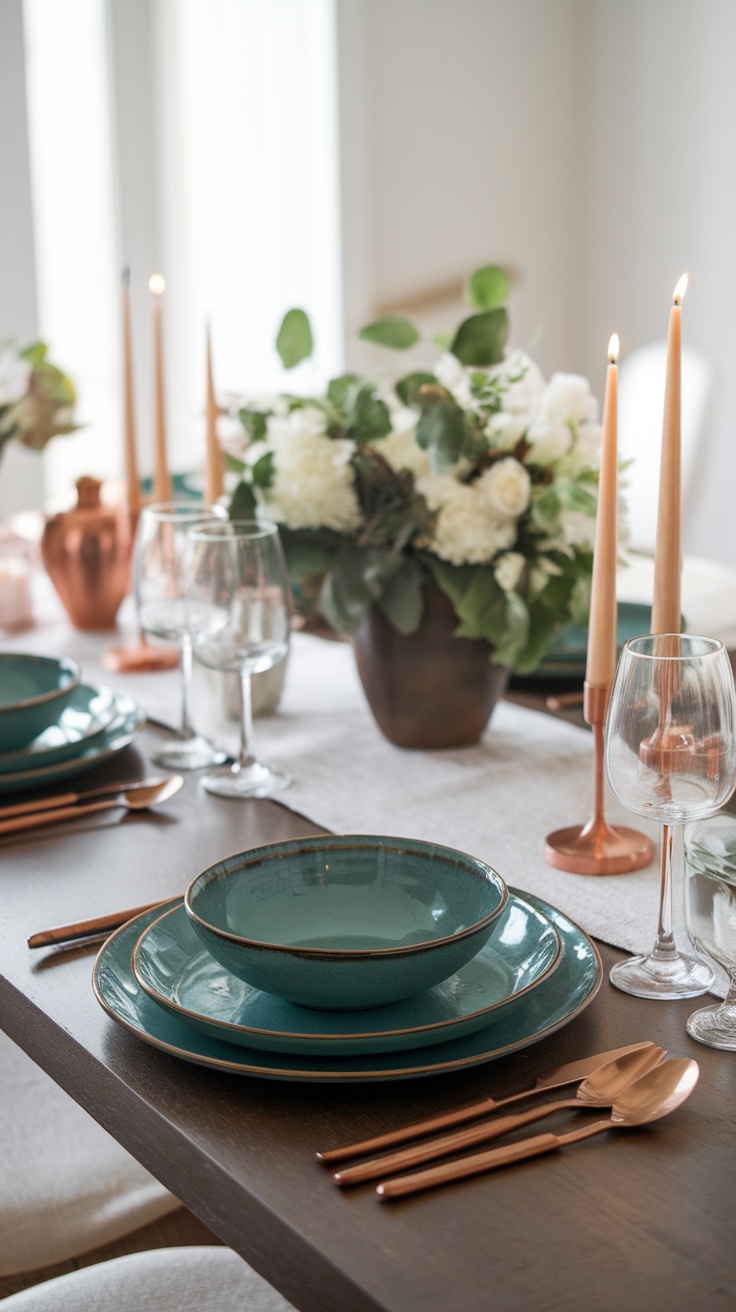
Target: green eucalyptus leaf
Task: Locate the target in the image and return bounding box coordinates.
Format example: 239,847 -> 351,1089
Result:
432,330 -> 453,350
229,479 -> 257,520
416,398 -> 466,470
450,308 -> 509,367
276,309 -> 313,369
466,265 -> 510,312
358,315 -> 420,350
224,452 -> 247,475
238,407 -> 268,443
252,451 -> 276,489
345,382 -> 392,445
319,544 -> 371,633
327,373 -> 361,414
395,372 -> 437,407
378,558 -> 424,635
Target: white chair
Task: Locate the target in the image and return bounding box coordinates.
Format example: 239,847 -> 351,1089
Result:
617,341 -> 715,553
0,1032 -> 178,1276
0,1246 -> 294,1311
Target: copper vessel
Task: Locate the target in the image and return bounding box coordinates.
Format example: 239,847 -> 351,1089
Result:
42,477 -> 135,631
353,583 -> 509,749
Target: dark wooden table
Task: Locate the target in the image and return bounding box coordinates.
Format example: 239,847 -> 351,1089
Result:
1,727 -> 735,1312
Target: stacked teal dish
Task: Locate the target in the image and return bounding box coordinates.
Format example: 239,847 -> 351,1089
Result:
93,835 -> 603,1081
0,653 -> 145,793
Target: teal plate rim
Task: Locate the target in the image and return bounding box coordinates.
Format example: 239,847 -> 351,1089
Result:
131,893 -> 563,1055
0,684 -> 119,774
0,693 -> 145,794
92,888 -> 602,1082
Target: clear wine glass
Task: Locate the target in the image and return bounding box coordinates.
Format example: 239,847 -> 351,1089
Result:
184,519 -> 291,798
134,502 -> 228,770
685,815 -> 736,1049
604,633 -> 736,999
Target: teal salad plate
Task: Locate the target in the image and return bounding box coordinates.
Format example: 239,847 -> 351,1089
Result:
0,684 -> 118,774
93,890 -> 601,1082
0,693 -> 145,795
132,894 -> 562,1056
185,835 -> 508,1010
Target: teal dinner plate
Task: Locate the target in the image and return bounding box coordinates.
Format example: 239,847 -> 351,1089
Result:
93,890 -> 601,1082
132,894 -> 562,1056
532,601 -> 652,679
0,684 -> 118,774
0,694 -> 145,795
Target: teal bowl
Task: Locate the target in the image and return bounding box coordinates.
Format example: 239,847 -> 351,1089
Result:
184,835 -> 508,1010
0,654 -> 81,751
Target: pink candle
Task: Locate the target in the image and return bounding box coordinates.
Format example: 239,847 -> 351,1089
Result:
585,334 -> 619,690
651,273 -> 688,636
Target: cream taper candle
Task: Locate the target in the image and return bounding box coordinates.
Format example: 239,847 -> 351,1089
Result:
651,273 -> 687,635
585,333 -> 619,690
121,268 -> 141,510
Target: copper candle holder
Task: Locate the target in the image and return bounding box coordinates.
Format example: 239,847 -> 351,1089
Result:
544,683 -> 655,876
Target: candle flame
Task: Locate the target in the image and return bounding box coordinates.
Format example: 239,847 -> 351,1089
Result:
148,273 -> 166,296
608,333 -> 619,363
673,273 -> 688,305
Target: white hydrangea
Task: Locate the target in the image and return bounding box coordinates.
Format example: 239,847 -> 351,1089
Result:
524,418 -> 573,465
418,473 -> 517,565
372,427 -> 430,480
487,411 -> 527,452
540,373 -> 598,427
433,352 -> 473,407
266,410 -> 361,532
490,349 -> 545,418
494,551 -> 526,592
476,458 -> 531,519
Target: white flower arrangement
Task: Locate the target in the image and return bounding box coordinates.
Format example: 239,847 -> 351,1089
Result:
227,268 -> 606,672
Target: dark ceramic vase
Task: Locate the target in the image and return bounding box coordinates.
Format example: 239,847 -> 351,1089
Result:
353,583 -> 510,749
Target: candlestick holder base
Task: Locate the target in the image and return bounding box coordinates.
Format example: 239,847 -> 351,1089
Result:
544,819 -> 654,876
103,641 -> 179,674
543,682 -> 655,876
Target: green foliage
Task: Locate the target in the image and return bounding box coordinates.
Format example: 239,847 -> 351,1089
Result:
416,397 -> 467,471
395,372 -> 437,406
344,382 -> 392,445
238,407 -> 268,443
229,479 -> 257,520
465,265 -> 510,312
252,451 -> 276,489
378,558 -> 425,635
450,308 -> 509,367
358,315 -> 420,350
327,374 -> 361,415
276,309 -> 313,369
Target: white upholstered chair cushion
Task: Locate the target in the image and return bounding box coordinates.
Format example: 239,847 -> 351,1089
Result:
0,1032 -> 177,1276
0,1246 -> 294,1310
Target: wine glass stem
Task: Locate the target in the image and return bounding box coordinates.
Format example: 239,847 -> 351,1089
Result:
180,631 -> 195,740
652,822 -> 681,960
238,667 -> 256,769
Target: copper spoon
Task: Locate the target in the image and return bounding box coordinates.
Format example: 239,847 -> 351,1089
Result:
0,775 -> 183,837
334,1044 -> 667,1187
376,1057 -> 699,1200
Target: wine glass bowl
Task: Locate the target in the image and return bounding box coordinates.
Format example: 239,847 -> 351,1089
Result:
604,633 -> 736,999
134,502 -> 228,770
185,519 -> 291,798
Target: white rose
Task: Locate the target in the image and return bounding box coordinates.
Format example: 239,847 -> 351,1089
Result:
487,411 -> 526,452
476,457 -> 531,519
525,418 -> 573,465
433,352 -> 472,407
494,551 -> 526,592
568,423 -> 602,474
541,373 -> 598,426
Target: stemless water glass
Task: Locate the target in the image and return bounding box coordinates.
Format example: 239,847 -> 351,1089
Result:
685,815 -> 736,1050
605,633 -> 736,999
134,502 -> 228,770
185,519 -> 291,798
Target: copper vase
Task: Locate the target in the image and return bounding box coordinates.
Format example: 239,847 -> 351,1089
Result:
42,477 -> 135,631
353,583 -> 510,749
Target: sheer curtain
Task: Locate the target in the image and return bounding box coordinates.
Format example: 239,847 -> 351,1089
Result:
22,0 -> 343,507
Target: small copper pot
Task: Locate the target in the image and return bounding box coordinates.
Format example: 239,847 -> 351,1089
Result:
353,583 -> 510,749
42,478 -> 136,631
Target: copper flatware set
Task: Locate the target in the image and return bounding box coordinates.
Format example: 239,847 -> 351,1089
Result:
1,775 -> 183,839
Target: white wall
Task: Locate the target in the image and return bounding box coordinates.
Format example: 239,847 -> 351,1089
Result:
0,0 -> 43,520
